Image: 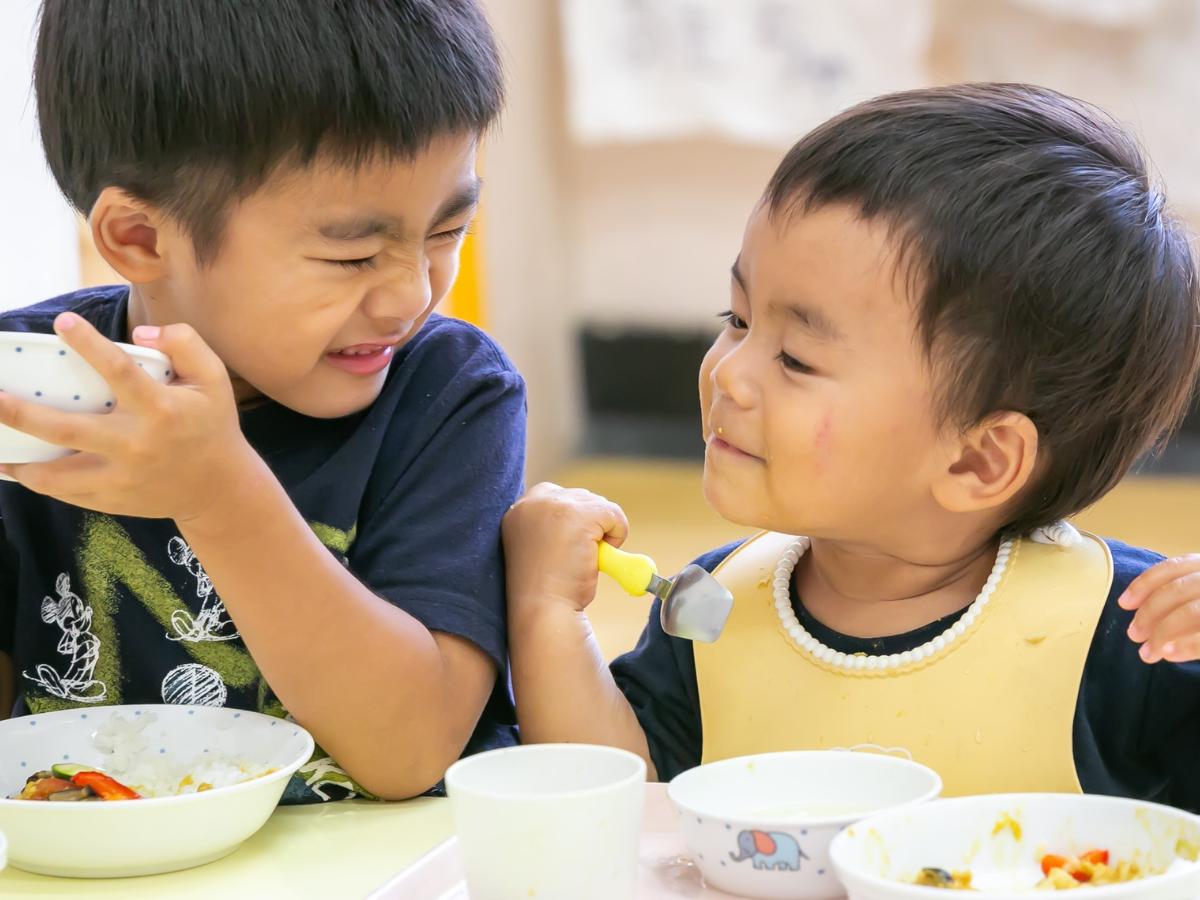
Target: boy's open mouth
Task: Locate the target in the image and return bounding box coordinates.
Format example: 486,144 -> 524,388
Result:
324,343 -> 395,376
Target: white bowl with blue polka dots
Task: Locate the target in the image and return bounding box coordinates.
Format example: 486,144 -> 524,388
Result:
667,750 -> 942,900
0,331 -> 172,465
0,704 -> 314,878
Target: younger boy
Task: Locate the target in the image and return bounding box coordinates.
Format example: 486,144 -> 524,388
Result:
505,84 -> 1200,811
0,0 -> 524,802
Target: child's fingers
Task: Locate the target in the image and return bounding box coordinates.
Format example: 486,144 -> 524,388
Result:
0,452 -> 108,502
595,497 -> 630,548
1119,554 -> 1200,609
1161,634 -> 1200,664
0,393 -> 110,455
132,322 -> 226,386
55,313 -> 161,408
1128,572 -> 1200,642
1137,596 -> 1200,663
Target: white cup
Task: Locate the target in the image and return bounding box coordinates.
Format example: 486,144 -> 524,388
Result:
445,743 -> 646,900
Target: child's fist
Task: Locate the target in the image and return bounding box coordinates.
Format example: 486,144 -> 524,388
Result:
1120,554 -> 1200,663
502,482 -> 629,613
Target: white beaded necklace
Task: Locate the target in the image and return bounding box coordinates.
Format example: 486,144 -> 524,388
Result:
771,536 -> 1015,672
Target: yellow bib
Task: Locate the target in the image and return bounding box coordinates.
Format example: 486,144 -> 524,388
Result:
694,531 -> 1113,796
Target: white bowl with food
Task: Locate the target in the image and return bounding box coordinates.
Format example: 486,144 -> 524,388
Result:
0,704 -> 314,878
830,793 -> 1200,899
667,750 -> 943,899
0,331 -> 172,465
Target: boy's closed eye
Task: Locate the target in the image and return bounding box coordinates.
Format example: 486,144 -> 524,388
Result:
319,224 -> 475,271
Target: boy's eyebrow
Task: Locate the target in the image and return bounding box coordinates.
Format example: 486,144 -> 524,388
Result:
434,177 -> 483,224
731,257 -> 844,343
317,215 -> 404,242
315,178 -> 482,242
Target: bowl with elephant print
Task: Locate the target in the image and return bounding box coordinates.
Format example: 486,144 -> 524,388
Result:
0,331 -> 172,466
667,750 -> 943,900
0,704 -> 314,878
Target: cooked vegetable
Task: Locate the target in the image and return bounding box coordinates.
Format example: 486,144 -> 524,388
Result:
9,764 -> 141,801
1037,849 -> 1141,889
71,770 -> 140,801
46,787 -> 97,802
1041,854 -> 1069,877
51,763 -> 96,779
16,773 -> 74,801
913,867 -> 974,889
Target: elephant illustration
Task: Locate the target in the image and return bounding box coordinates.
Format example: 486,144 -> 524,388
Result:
729,830 -> 809,871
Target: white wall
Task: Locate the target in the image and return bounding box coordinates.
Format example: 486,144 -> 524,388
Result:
566,141 -> 782,329
480,0 -> 582,478
0,0 -> 80,309
560,0 -> 1200,330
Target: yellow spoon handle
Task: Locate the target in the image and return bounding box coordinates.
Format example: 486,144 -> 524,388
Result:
597,541 -> 658,597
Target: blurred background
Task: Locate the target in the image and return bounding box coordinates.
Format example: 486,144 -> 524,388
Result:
3,0 -> 1199,657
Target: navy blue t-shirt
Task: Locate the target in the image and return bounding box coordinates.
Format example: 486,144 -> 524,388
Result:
0,286 -> 526,802
612,539 -> 1200,812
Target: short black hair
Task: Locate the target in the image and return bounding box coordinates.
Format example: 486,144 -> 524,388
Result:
766,83 -> 1200,535
35,0 -> 503,261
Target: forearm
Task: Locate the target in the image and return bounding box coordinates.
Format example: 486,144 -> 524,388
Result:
510,600 -> 657,780
179,453 -> 490,799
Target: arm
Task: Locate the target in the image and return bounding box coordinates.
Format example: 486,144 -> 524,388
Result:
505,483 -> 658,778
179,458 -> 497,799
0,316 -> 522,799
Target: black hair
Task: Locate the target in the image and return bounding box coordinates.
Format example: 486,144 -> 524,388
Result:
35,0 -> 503,260
766,83 -> 1200,534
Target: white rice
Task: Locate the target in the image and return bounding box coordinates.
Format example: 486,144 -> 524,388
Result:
91,712 -> 272,798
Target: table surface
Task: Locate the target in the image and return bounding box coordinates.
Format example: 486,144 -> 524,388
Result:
0,797 -> 453,899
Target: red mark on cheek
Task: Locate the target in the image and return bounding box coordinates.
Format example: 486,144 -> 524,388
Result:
814,413 -> 833,461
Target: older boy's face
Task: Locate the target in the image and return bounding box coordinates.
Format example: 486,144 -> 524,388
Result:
148,133 -> 480,417
700,203 -> 948,540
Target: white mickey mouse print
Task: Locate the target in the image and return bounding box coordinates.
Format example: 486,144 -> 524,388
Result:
165,537 -> 239,643
23,573 -> 107,703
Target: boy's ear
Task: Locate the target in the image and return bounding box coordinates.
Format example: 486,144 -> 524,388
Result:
88,187 -> 171,284
931,411 -> 1039,514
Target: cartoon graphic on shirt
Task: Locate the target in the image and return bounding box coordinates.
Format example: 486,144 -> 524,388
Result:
24,514 -> 370,801
165,537 -> 239,643
297,744 -> 378,802
161,662 -> 230,707
22,573 -> 108,703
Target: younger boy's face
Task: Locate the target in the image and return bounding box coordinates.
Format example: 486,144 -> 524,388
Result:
700,202 -> 950,541
142,133 -> 480,418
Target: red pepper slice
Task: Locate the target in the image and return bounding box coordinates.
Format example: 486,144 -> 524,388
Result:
72,770 -> 141,801
1080,849 -> 1110,866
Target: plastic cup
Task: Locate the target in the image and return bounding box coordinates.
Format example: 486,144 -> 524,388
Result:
445,743 -> 646,900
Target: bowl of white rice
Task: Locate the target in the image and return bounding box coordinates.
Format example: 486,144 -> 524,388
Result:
0,704 -> 314,878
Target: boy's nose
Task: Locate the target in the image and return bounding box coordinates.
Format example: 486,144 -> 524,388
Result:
363,271 -> 432,324
711,342 -> 759,409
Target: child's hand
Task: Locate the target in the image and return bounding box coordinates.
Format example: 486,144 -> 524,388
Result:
1119,555 -> 1200,663
0,312 -> 256,522
502,482 -> 629,614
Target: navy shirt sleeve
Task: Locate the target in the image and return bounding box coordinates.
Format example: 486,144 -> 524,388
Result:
1076,540 -> 1200,813
610,541 -> 742,780
347,326 -> 526,672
